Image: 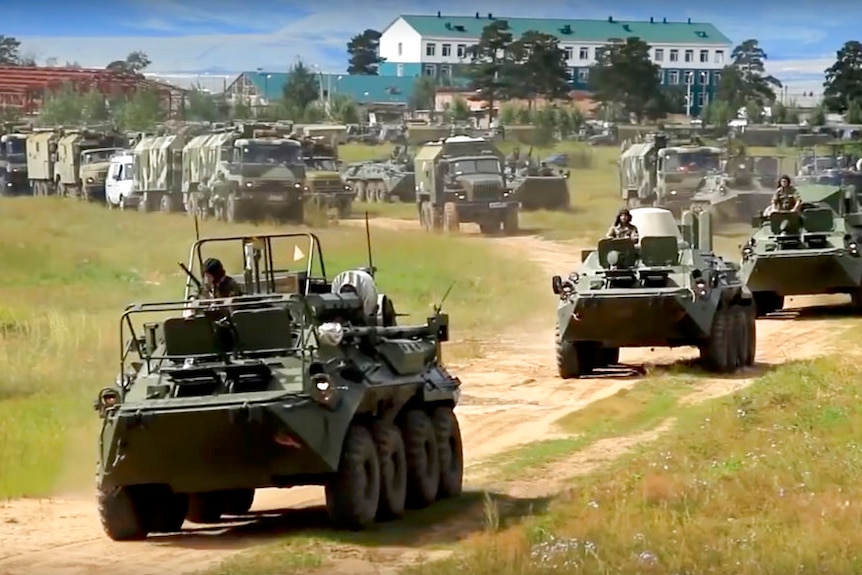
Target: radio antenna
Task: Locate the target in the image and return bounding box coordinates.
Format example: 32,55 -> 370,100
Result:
364,211 -> 376,276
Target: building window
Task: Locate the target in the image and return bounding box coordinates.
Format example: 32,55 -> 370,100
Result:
426,43 -> 436,57
700,49 -> 709,63
699,71 -> 709,85
442,43 -> 451,57
654,48 -> 664,62
396,63 -> 403,77
669,49 -> 679,62
440,64 -> 452,77
566,67 -> 575,81
397,42 -> 402,56
684,49 -> 694,62
657,69 -> 665,83
423,64 -> 436,76
563,46 -> 573,61
684,71 -> 694,85
579,47 -> 589,60
714,71 -> 722,85
715,50 -> 725,64
578,68 -> 589,82
668,70 -> 679,85
698,92 -> 707,107
457,44 -> 466,58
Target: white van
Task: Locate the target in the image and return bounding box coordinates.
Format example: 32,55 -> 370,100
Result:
105,150 -> 138,209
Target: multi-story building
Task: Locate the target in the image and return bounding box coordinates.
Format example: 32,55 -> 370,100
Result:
378,13 -> 734,115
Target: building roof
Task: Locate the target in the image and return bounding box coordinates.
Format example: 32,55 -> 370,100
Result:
242,71 -> 417,105
396,14 -> 733,46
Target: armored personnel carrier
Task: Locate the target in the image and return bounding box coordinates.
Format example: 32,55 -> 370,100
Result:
552,207 -> 755,378
739,179 -> 862,316
690,152 -> 782,222
94,231 -> 463,540
505,157 -> 571,211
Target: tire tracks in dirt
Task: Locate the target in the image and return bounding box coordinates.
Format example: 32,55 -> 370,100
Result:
0,216 -> 854,575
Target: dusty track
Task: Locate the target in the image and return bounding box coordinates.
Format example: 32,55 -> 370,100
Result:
0,216 -> 854,575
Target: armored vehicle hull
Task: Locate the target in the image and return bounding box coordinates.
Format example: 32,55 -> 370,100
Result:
691,184 -> 774,223
507,175 -> 570,211
343,161 -> 415,203
95,233 -> 463,540
553,207 -> 755,378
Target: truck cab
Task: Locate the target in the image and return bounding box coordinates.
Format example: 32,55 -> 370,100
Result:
0,133 -> 29,195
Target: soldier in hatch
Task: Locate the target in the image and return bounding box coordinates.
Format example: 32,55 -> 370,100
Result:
606,208 -> 639,241
202,258 -> 244,298
770,175 -> 801,213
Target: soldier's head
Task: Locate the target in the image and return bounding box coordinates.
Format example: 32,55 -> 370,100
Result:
203,257 -> 226,283
778,174 -> 791,188
616,207 -> 632,226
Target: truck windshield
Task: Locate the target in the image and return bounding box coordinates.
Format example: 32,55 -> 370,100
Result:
664,152 -> 721,172
306,157 -> 337,171
82,150 -> 115,163
4,139 -> 24,157
240,143 -> 301,165
450,158 -> 501,175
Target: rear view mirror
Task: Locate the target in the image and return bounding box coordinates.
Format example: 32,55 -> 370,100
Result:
551,275 -> 563,294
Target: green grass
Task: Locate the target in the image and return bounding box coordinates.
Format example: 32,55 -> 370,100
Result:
0,197 -> 543,499
400,357 -> 862,575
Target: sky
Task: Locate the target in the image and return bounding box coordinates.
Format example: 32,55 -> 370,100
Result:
4,0 -> 852,96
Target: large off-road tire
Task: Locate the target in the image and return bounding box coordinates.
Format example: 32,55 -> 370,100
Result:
148,488 -> 189,533
222,488 -> 255,515
159,193 -> 173,213
701,305 -> 733,373
502,208 -> 519,235
555,320 -> 582,378
432,406 -> 463,499
730,306 -> 748,369
443,201 -> 459,233
596,347 -> 620,368
744,305 -> 757,366
399,409 -> 440,509
226,194 -> 238,223
326,424 -> 381,530
371,421 -> 407,521
98,485 -> 149,541
186,491 -> 226,524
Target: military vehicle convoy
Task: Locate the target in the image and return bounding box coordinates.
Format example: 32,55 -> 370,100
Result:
299,137 -> 354,217
182,123 -> 307,223
93,231 -> 463,539
414,135 -> 520,235
25,126 -> 127,200
619,133 -> 722,216
690,151 -> 783,222
0,130 -> 30,195
552,207 -> 755,378
739,180 -> 862,316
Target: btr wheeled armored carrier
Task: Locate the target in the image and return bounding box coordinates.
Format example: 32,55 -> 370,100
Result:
552,207 -> 755,378
94,231 -> 463,540
739,179 -> 862,316
690,152 -> 782,223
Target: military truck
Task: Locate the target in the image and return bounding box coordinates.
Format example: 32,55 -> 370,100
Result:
619,133 -> 723,216
739,178 -> 862,316
298,137 -> 354,217
93,231 -> 463,540
132,124 -> 211,213
54,128 -> 128,200
552,207 -> 755,378
0,130 -> 30,195
414,135 -> 520,235
26,128 -> 60,196
182,123 -> 307,223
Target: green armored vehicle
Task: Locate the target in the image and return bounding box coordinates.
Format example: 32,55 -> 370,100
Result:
414,135 -> 520,235
739,177 -> 862,316
620,133 -> 722,216
94,232 -> 463,540
691,151 -> 783,223
183,123 -> 307,223
552,207 -> 755,377
504,149 -> 571,212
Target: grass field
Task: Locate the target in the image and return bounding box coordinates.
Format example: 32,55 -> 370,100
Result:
399,357 -> 862,574
0,197 -> 544,499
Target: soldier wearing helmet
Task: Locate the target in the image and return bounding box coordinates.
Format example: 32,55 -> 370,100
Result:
606,208 -> 639,241
202,257 -> 244,298
771,174 -> 801,213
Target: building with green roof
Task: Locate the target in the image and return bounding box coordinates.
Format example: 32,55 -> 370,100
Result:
378,13 -> 734,115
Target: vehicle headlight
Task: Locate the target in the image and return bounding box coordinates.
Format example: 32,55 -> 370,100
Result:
309,372 -> 341,410
849,241 -> 858,256
294,183 -> 302,188
670,190 -> 677,196
245,181 -> 253,187
742,246 -> 754,258
86,177 -> 94,183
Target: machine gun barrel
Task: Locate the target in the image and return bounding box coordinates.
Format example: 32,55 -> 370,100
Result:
342,313 -> 449,341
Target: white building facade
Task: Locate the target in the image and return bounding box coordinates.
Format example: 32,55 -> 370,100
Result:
378,14 -> 734,115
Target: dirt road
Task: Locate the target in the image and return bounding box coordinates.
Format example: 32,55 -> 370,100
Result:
0,217 -> 853,575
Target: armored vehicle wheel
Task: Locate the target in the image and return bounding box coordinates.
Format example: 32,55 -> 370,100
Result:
399,409 -> 440,509
98,485 -> 149,541
555,321 -> 592,378
148,488 -> 189,533
753,292 -> 784,317
354,181 -> 366,202
371,421 -> 407,521
502,208 -> 519,236
186,491 -> 227,524
730,306 -> 748,369
443,202 -> 460,233
744,305 -> 757,366
596,347 -> 620,368
226,194 -> 238,223
338,199 -> 352,218
376,183 -> 389,203
700,305 -> 742,373
367,182 -> 379,203
432,406 -> 463,499
57,182 -> 66,197
160,194 -> 173,213
325,424 -> 381,530
222,488 -> 255,515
